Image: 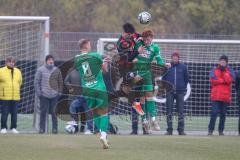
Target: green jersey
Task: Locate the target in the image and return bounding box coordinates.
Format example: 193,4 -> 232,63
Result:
133,40 -> 164,73
132,41 -> 165,92
74,52 -> 106,91
135,40 -> 164,65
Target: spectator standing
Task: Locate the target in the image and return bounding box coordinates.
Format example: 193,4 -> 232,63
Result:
0,56 -> 22,134
208,55 -> 235,136
34,55 -> 63,134
163,52 -> 189,135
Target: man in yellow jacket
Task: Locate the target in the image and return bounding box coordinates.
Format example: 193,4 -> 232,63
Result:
0,56 -> 22,134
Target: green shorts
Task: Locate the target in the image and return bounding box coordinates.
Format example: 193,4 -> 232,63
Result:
139,72 -> 153,92
82,87 -> 108,109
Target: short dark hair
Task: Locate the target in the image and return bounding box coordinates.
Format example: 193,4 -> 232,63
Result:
123,23 -> 135,34
45,54 -> 54,62
5,56 -> 15,63
172,52 -> 180,58
78,39 -> 90,50
219,54 -> 228,63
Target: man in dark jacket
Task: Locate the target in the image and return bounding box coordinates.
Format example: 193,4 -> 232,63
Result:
163,52 -> 189,135
208,55 -> 235,136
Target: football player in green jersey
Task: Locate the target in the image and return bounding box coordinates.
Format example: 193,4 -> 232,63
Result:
74,39 -> 110,149
133,28 -> 165,133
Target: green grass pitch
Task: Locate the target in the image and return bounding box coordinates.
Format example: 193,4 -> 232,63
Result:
0,134 -> 239,160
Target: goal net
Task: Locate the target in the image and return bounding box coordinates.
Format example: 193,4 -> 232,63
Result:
97,38 -> 240,135
0,17 -> 49,133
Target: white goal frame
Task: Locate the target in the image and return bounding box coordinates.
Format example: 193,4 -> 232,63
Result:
0,16 -> 50,59
0,16 -> 50,133
97,38 -> 240,103
97,37 -> 240,135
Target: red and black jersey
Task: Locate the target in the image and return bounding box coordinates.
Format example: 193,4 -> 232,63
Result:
116,33 -> 141,52
116,33 -> 141,63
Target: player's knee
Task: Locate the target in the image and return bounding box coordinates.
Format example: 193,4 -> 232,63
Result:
94,108 -> 108,115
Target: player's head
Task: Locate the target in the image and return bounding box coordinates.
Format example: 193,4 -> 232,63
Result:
219,54 -> 228,67
122,23 -> 135,38
142,28 -> 154,46
5,56 -> 15,68
79,39 -> 91,53
123,23 -> 135,34
45,54 -> 55,66
171,52 -> 180,64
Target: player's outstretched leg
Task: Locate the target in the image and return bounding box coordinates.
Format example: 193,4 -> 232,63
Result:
132,101 -> 144,116
99,115 -> 109,149
141,102 -> 151,134
130,85 -> 145,116
94,108 -> 109,149
146,95 -> 160,131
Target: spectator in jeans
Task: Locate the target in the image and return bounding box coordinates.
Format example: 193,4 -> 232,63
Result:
163,52 -> 189,135
0,56 -> 22,134
208,55 -> 235,136
34,55 -> 63,134
65,69 -> 94,134
235,69 -> 240,135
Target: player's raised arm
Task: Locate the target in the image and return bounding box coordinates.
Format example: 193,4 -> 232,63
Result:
153,45 -> 165,66
102,55 -> 110,73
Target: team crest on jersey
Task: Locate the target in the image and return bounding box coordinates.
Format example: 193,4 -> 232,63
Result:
149,47 -> 154,52
146,50 -> 151,55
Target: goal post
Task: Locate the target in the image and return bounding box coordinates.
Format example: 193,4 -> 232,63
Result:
97,38 -> 240,135
0,16 -> 50,133
0,16 -> 50,59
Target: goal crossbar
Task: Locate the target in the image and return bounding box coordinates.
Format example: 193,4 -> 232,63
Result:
0,16 -> 50,56
98,38 -> 240,44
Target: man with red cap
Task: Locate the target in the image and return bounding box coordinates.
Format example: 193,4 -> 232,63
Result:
163,52 -> 189,135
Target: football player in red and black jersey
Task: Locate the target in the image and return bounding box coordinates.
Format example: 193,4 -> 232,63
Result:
116,23 -> 145,134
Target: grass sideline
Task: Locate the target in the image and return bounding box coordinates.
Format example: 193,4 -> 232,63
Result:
0,134 -> 239,160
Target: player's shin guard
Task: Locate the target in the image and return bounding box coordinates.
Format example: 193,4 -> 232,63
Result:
94,114 -> 109,133
98,115 -> 109,149
146,99 -> 160,131
141,103 -> 151,134
99,115 -> 109,133
146,100 -> 157,119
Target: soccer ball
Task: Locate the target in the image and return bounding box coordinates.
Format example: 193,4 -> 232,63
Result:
138,11 -> 151,24
64,121 -> 78,134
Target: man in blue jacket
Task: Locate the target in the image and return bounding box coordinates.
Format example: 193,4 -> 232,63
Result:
163,52 -> 189,135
